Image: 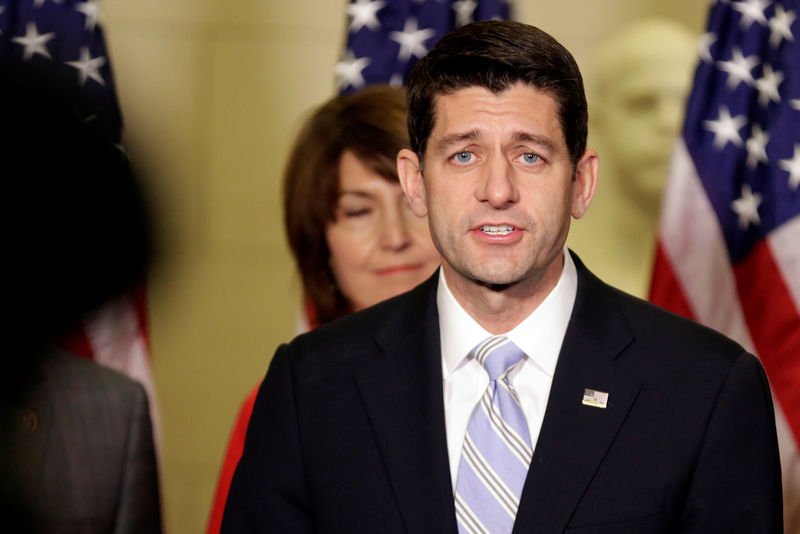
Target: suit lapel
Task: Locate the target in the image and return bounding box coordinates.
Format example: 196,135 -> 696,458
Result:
355,274 -> 458,534
514,256 -> 642,534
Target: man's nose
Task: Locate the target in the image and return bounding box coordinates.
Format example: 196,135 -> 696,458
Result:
477,155 -> 518,208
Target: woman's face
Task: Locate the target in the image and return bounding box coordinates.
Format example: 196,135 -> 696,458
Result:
326,150 -> 441,312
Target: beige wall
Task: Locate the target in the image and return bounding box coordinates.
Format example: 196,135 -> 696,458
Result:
101,1 -> 707,532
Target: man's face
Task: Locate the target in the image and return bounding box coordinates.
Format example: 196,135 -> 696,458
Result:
399,82 -> 597,296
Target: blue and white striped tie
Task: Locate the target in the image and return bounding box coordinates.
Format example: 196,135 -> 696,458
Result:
455,336 -> 533,534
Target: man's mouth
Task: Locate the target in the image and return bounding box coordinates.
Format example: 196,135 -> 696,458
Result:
480,224 -> 515,236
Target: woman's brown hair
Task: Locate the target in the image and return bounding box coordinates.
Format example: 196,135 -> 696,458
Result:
283,85 -> 409,325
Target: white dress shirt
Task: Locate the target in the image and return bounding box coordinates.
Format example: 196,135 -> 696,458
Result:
437,248 -> 578,490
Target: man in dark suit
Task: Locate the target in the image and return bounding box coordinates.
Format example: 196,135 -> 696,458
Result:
0,67 -> 161,533
10,346 -> 162,534
222,21 -> 782,533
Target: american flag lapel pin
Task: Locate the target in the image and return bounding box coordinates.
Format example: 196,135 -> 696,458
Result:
582,388 -> 609,409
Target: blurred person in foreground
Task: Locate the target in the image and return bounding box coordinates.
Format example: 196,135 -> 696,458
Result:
206,85 -> 441,533
1,67 -> 161,534
221,20 -> 782,533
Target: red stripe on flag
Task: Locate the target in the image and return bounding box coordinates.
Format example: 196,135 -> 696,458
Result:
733,240 -> 800,445
58,325 -> 95,360
649,240 -> 697,321
131,282 -> 150,348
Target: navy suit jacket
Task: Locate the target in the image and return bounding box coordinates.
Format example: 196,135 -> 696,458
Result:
222,255 -> 782,533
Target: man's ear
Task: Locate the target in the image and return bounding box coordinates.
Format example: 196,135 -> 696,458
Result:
571,149 -> 599,219
397,148 -> 428,217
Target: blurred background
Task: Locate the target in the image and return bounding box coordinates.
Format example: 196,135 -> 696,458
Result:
97,1 -> 710,532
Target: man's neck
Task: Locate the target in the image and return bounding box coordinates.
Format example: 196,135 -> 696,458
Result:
442,253 -> 565,334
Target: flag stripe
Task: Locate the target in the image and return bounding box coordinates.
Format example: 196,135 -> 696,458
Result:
733,240 -> 800,444
59,323 -> 97,360
85,296 -> 161,448
131,281 -> 151,344
658,140 -> 756,352
769,217 -> 800,311
649,241 -> 696,321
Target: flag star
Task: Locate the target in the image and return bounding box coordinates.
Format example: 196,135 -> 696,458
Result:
335,49 -> 370,91
716,47 -> 758,89
33,0 -> 64,6
65,46 -> 106,86
731,184 -> 762,228
75,0 -> 102,32
389,17 -> 436,61
704,106 -> 747,149
698,32 -> 718,63
768,5 -> 796,47
732,0 -> 769,29
11,22 -> 55,61
792,99 -> 800,111
389,73 -> 403,87
453,0 -> 478,27
754,64 -> 783,107
346,0 -> 385,33
779,145 -> 800,191
745,124 -> 769,168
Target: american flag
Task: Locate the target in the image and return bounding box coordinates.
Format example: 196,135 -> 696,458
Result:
0,0 -> 121,141
649,0 -> 800,529
336,0 -> 511,94
0,0 -> 159,444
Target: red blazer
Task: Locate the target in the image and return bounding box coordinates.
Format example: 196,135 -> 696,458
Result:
206,386 -> 259,534
207,297 -> 319,534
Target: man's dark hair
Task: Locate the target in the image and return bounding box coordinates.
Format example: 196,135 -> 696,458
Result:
407,20 -> 587,169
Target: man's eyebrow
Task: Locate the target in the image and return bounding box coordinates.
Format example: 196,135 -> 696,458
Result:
511,131 -> 558,153
434,129 -> 482,152
433,129 -> 560,154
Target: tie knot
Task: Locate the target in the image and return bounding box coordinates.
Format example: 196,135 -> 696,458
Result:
472,336 -> 525,381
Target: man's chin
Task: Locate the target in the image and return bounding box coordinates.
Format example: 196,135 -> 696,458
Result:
442,256 -> 537,290
465,267 -> 527,290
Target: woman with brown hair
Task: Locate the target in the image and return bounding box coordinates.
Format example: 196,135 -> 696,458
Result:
206,85 -> 440,533
285,84 -> 440,326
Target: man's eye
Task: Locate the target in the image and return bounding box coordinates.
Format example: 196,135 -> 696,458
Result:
521,153 -> 540,164
453,151 -> 474,164
453,151 -> 475,164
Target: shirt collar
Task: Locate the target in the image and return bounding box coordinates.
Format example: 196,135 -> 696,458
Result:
437,247 -> 578,379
